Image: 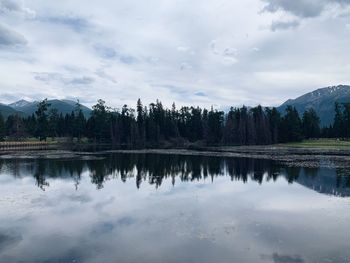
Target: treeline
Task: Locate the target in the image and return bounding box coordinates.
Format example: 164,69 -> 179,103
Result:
0,99 -> 349,146
323,102 -> 350,138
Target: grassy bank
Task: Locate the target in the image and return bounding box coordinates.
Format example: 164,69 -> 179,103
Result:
281,139 -> 350,149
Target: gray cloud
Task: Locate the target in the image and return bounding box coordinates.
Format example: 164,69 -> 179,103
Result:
262,0 -> 350,18
0,0 -> 35,18
40,14 -> 91,32
34,72 -> 94,86
194,92 -> 206,97
94,45 -> 117,59
262,0 -> 350,31
335,0 -> 350,4
34,72 -> 62,83
271,20 -> 300,31
93,44 -> 137,64
150,84 -> 188,96
69,77 -> 94,85
95,68 -> 118,84
262,0 -> 324,18
0,0 -> 21,12
0,24 -> 26,47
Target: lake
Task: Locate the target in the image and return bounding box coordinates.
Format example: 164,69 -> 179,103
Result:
0,153 -> 350,263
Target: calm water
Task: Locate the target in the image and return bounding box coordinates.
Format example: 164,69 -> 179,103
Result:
1,153 -> 350,263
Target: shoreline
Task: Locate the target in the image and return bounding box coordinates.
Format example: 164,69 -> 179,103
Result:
1,145 -> 350,169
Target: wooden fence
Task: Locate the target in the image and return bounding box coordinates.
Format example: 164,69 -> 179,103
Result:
0,141 -> 52,150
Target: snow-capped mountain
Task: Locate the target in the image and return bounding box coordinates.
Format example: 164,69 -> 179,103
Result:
278,85 -> 350,126
8,100 -> 32,109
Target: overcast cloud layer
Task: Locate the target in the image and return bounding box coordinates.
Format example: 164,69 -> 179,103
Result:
0,0 -> 350,108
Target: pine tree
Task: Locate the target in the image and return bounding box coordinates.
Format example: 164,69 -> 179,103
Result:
136,99 -> 146,145
342,103 -> 350,137
280,106 -> 303,142
333,102 -> 344,138
48,109 -> 59,139
223,107 -> 237,145
266,107 -> 280,144
74,101 -> 86,141
0,113 -> 5,141
302,108 -> 320,139
35,99 -> 51,141
24,114 -> 37,136
6,114 -> 25,140
91,99 -> 110,142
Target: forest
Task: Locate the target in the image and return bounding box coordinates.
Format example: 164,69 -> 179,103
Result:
0,99 -> 349,146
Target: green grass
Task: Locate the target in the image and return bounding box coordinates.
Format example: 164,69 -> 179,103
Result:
281,139 -> 350,148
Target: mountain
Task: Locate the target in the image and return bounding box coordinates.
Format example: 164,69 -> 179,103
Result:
8,99 -> 31,108
0,104 -> 23,118
277,85 -> 350,126
9,99 -> 92,117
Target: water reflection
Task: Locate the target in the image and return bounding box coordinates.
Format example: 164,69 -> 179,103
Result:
1,154 -> 350,263
0,154 -> 349,196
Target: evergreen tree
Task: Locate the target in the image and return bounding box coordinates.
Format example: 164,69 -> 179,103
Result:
280,106 -> 303,142
48,109 -> 59,139
170,102 -> 180,138
207,107 -> 224,144
223,107 -> 237,145
90,99 -> 110,142
266,107 -> 280,144
74,101 -> 87,141
6,114 -> 25,140
238,107 -> 248,145
252,106 -> 271,145
35,99 -> 51,141
136,99 -> 146,145
342,103 -> 350,137
57,113 -> 66,137
302,108 -> 320,139
24,114 -> 37,137
0,113 -> 5,141
188,107 -> 203,142
333,102 -> 344,138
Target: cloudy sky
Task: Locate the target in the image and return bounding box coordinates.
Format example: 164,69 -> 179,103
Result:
0,0 -> 350,108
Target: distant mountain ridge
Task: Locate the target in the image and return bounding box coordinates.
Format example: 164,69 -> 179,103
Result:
277,85 -> 350,126
1,86 -> 349,125
8,99 -> 31,108
0,103 -> 23,118
0,99 -> 91,118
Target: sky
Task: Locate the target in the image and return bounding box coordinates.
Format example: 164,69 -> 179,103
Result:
0,0 -> 350,109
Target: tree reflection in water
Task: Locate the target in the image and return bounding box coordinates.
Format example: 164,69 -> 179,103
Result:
0,154 -> 349,196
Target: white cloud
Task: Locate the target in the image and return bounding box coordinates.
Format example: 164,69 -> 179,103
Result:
177,46 -> 190,52
0,0 -> 349,108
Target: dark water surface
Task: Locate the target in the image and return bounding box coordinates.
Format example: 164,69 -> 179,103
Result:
0,153 -> 350,263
